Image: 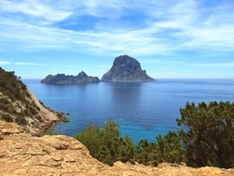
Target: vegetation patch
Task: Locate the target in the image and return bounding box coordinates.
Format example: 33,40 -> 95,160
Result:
75,101 -> 234,168
42,148 -> 50,155
2,114 -> 13,122
15,115 -> 27,125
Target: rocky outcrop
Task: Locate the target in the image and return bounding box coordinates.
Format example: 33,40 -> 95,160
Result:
26,88 -> 69,136
101,55 -> 155,82
41,71 -> 100,84
0,68 -> 68,136
0,87 -> 68,136
0,120 -> 233,176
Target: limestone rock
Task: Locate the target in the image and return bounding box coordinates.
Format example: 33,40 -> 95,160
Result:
0,122 -> 233,176
41,71 -> 100,84
101,55 -> 155,82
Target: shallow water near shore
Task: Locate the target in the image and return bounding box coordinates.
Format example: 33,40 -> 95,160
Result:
23,79 -> 234,143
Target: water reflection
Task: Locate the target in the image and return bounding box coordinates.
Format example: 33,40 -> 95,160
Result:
107,82 -> 159,130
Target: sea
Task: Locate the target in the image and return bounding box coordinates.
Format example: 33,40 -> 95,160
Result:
23,79 -> 234,144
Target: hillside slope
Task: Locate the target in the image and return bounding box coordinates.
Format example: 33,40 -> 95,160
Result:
0,67 -> 68,136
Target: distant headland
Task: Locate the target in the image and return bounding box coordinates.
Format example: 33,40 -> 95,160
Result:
41,55 -> 155,84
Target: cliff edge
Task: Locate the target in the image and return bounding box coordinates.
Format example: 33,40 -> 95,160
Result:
0,120 -> 233,176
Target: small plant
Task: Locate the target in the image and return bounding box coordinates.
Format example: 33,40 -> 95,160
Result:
2,114 -> 13,122
15,115 -> 27,125
42,148 -> 50,155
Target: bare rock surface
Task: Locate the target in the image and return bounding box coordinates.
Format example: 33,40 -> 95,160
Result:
0,121 -> 233,176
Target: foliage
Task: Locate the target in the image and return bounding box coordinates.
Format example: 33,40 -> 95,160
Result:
0,68 -> 28,103
74,120 -> 135,166
135,132 -> 184,166
2,114 -> 13,122
75,101 -> 234,168
135,139 -> 158,166
177,101 -> 234,168
155,131 -> 185,163
15,115 -> 27,125
0,67 -> 42,125
75,119 -> 185,166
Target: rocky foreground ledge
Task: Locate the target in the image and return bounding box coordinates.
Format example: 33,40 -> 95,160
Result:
0,120 -> 233,176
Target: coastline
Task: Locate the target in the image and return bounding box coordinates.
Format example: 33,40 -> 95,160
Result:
24,88 -> 69,136
42,110 -> 69,136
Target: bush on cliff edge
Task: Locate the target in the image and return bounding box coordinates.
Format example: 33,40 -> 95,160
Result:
75,101 -> 234,168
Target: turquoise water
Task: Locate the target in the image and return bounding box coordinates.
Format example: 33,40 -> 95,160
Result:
23,79 -> 234,143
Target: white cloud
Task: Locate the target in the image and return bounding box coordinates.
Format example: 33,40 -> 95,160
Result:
190,62 -> 234,67
0,0 -> 234,56
16,62 -> 44,66
0,60 -> 11,65
0,0 -> 72,25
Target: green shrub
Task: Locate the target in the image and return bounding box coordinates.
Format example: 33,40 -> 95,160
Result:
74,120 -> 135,166
15,115 -> 27,125
2,114 -> 13,122
177,101 -> 234,168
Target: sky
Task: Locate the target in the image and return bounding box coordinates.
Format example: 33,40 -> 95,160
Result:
0,0 -> 234,79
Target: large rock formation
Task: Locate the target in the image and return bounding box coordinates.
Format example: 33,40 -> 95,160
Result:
101,55 -> 155,82
41,71 -> 100,84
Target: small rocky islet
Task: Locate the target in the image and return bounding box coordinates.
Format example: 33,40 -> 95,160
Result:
41,55 -> 155,84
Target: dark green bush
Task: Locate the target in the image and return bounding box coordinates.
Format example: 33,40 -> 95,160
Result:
2,114 -> 13,122
74,120 -> 135,166
177,101 -> 234,168
75,101 -> 234,168
15,115 -> 27,125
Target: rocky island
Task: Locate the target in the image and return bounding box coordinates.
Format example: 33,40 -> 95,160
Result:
101,55 -> 155,82
41,71 -> 100,84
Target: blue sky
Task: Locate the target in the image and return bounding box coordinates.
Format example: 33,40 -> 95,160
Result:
0,0 -> 234,79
